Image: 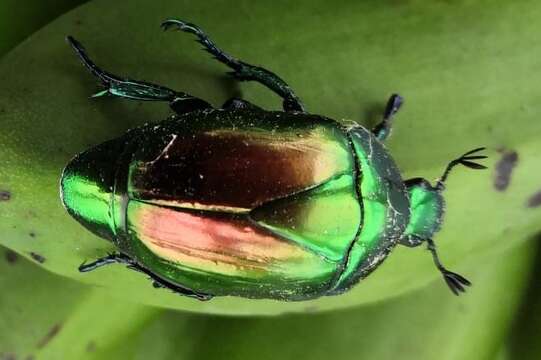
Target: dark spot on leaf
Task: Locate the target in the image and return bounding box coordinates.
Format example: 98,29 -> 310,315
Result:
37,323 -> 62,349
494,150 -> 518,191
29,232 -> 36,238
86,341 -> 96,352
29,252 -> 46,264
0,190 -> 11,201
527,190 -> 541,208
5,250 -> 18,264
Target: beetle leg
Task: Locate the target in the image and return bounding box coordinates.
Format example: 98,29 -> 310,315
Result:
372,94 -> 403,141
222,97 -> 264,111
66,36 -> 212,115
124,260 -> 214,301
161,19 -> 306,113
399,235 -> 471,295
79,252 -> 213,301
426,239 -> 471,295
436,147 -> 488,190
146,275 -> 214,301
78,252 -> 131,272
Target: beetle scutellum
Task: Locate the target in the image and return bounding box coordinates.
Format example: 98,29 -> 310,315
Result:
60,19 -> 487,301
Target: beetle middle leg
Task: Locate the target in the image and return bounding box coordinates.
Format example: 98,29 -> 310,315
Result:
79,252 -> 213,301
66,36 -> 212,115
162,19 -> 306,113
372,94 -> 403,141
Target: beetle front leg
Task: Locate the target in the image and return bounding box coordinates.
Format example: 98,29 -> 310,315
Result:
399,236 -> 471,295
66,36 -> 212,115
372,94 -> 403,141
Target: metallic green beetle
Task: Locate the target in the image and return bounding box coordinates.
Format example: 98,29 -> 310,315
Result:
61,19 -> 487,301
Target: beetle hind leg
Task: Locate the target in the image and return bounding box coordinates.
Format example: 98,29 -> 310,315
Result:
79,252 -> 213,301
66,36 -> 212,115
126,261 -> 213,301
78,252 -> 130,272
162,19 -> 305,112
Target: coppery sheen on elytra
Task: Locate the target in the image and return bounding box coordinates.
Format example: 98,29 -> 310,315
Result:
130,116 -> 349,211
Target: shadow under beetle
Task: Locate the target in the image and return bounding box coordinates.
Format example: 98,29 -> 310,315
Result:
60,19 -> 487,301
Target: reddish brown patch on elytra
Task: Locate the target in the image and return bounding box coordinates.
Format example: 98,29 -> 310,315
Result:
130,126 -> 350,210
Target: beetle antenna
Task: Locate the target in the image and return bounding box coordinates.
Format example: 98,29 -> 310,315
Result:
437,147 -> 487,190
426,238 -> 471,295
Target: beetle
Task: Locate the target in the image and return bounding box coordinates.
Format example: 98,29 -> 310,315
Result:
60,19 -> 487,301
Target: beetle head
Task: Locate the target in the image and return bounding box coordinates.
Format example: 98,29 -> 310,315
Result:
60,138 -> 125,242
402,178 -> 445,244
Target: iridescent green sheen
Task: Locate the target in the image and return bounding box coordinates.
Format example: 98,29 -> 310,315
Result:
252,173 -> 361,262
60,111 -> 414,299
404,180 -> 444,241
61,174 -> 111,229
61,21 -> 481,300
330,126 -> 410,293
60,138 -> 124,241
125,200 -> 338,299
117,110 -> 358,299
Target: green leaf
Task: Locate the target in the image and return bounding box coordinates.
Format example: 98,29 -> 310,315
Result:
0,0 -> 87,56
505,235 -> 541,360
3,240 -> 532,359
46,238 -> 535,360
1,0 -> 540,315
0,245 -> 158,359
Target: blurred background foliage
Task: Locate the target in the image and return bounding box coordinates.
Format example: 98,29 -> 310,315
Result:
1,1 -> 541,359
